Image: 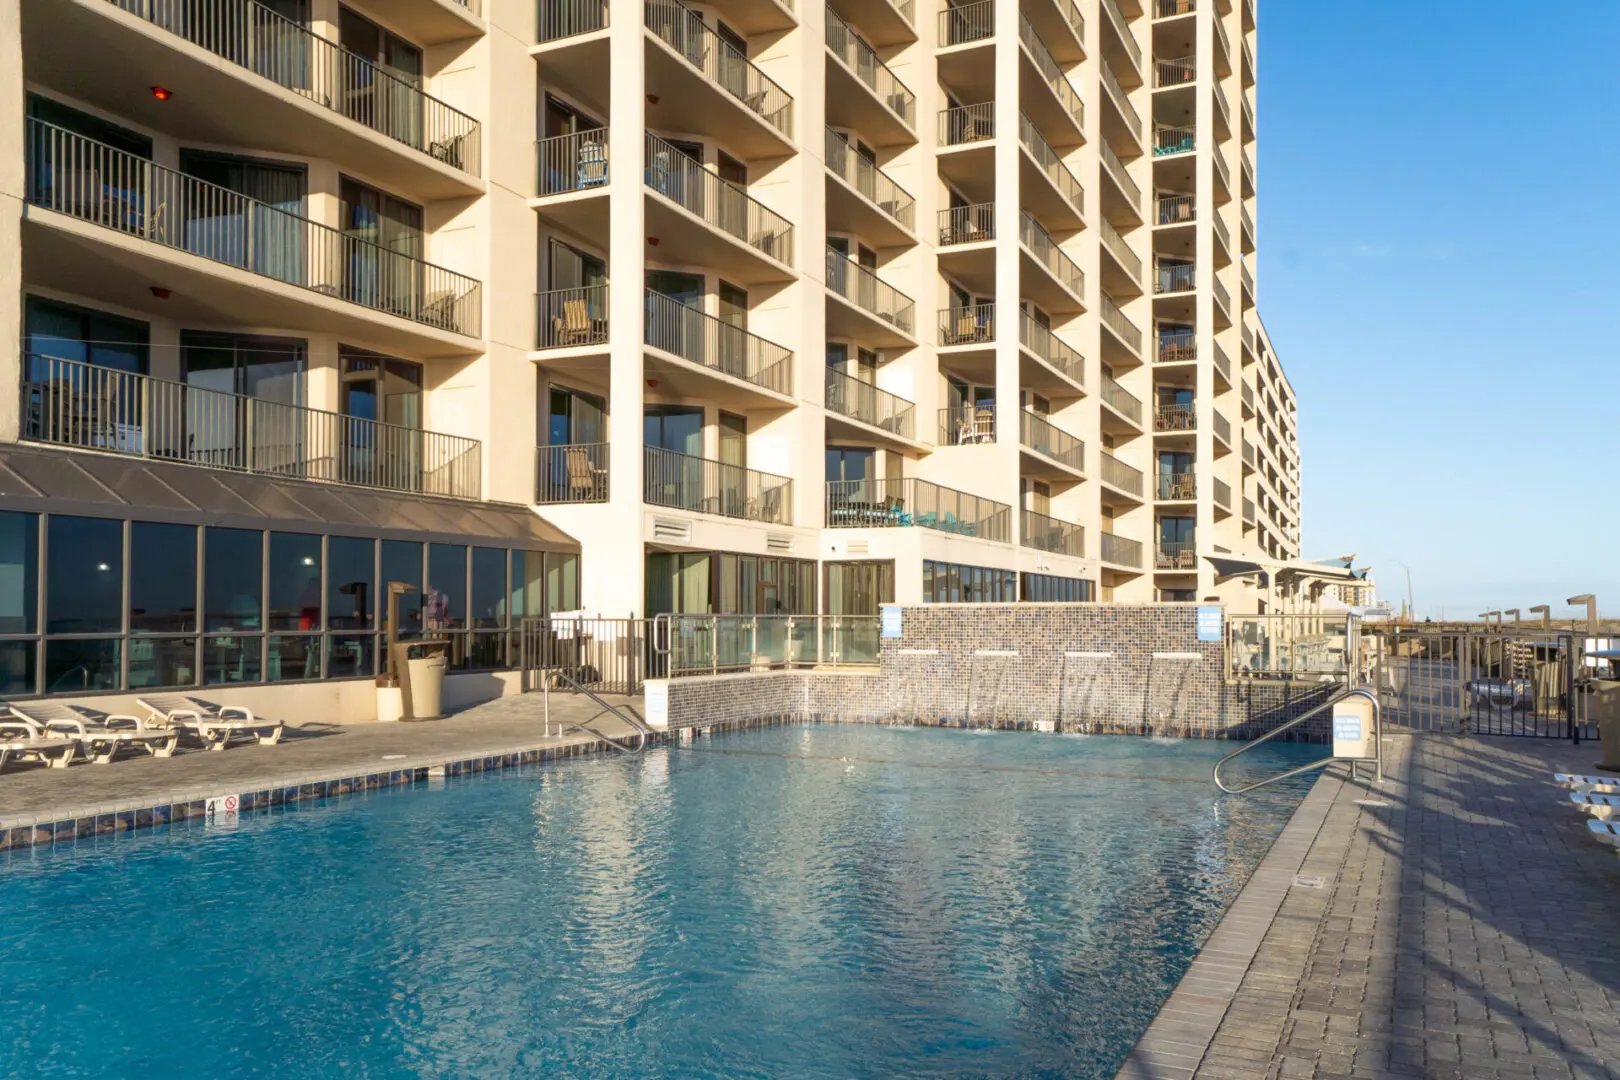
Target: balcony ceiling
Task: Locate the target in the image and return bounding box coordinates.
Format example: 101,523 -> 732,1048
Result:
706,0 -> 798,37
824,56 -> 916,150
529,34 -> 612,120
1020,152 -> 1085,232
22,0 -> 484,201
385,0 -> 487,45
532,188 -> 611,252
824,173 -> 914,250
824,292 -> 916,351
826,0 -> 915,47
1019,56 -> 1084,150
646,35 -> 795,161
643,351 -> 795,412
643,193 -> 795,289
1019,249 -> 1085,316
825,413 -> 928,455
937,244 -> 995,296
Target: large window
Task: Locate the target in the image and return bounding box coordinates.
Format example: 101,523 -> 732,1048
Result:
922,560 -> 1017,604
825,561 -> 894,615
1020,573 -> 1095,603
645,552 -> 815,616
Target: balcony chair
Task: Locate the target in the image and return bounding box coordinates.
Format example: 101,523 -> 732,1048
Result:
429,134 -> 466,171
577,140 -> 608,188
945,312 -> 979,346
972,407 -> 994,442
552,299 -> 596,346
563,446 -> 607,500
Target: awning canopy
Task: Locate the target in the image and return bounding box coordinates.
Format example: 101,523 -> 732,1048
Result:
1204,555 -> 1371,588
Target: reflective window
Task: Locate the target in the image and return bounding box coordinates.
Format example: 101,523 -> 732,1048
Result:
511,551 -> 543,619
326,634 -> 375,679
45,638 -> 119,693
204,528 -> 263,632
547,552 -> 579,612
268,635 -> 319,681
129,637 -> 197,689
204,635 -> 261,684
47,516 -> 123,634
328,536 -> 374,631
470,547 -> 507,629
0,641 -> 37,696
130,522 -> 197,633
0,511 -> 38,634
268,533 -> 322,631
426,544 -> 466,632
380,540 -> 422,636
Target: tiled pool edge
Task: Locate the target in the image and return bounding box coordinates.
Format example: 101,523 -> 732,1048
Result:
1113,764 -> 1350,1080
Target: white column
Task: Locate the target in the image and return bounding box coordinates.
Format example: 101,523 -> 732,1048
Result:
991,0 -> 1024,533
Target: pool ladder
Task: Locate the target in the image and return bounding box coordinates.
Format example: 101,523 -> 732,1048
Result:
542,669 -> 650,753
1213,686 -> 1382,795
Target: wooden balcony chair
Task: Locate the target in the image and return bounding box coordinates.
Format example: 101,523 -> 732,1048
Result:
577,141 -> 608,188
972,407 -> 994,443
563,445 -> 606,500
552,299 -> 594,345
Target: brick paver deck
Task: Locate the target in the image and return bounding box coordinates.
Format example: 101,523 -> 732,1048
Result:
1121,733 -> 1620,1080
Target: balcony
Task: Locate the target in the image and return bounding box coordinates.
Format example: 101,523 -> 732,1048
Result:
939,0 -> 994,46
536,442 -> 608,504
1154,260 -> 1194,295
826,247 -> 916,345
535,285 -> 609,350
1212,15 -> 1233,76
25,121 -> 482,345
1242,496 -> 1256,524
1241,95 -> 1256,141
939,403 -> 996,445
826,7 -> 916,144
1240,380 -> 1255,415
1019,115 -> 1086,227
1097,217 -> 1142,292
1022,509 -> 1084,557
939,203 -> 995,246
1241,322 -> 1255,358
1099,57 -> 1143,147
1100,291 -> 1143,356
1153,0 -> 1195,18
538,0 -> 608,43
1018,313 -> 1086,391
1100,451 -> 1145,498
824,129 -> 916,243
939,303 -> 996,347
1212,476 -> 1231,513
644,0 -> 794,154
1098,139 -> 1142,214
645,445 -> 792,523
1212,211 -> 1232,261
536,128 -> 610,198
1020,410 -> 1086,476
1020,212 -> 1085,311
1100,373 -> 1143,426
1154,401 -> 1196,432
1156,192 -> 1194,226
826,478 -> 1010,542
1240,203 -> 1255,253
1100,531 -> 1144,569
1212,276 -> 1232,323
1156,55 -> 1195,88
829,0 -> 917,47
1241,262 -> 1255,307
1212,150 -> 1232,198
1024,0 -> 1086,64
645,134 -> 795,282
1241,436 -> 1255,470
825,369 -> 917,442
1212,82 -> 1232,137
940,103 -> 996,148
644,289 -> 793,400
1156,469 -> 1195,501
1156,540 -> 1196,571
1212,409 -> 1232,449
1099,0 -> 1142,74
24,352 -> 481,498
1153,124 -> 1195,157
1018,15 -> 1085,140
1242,34 -> 1255,87
1241,147 -> 1256,197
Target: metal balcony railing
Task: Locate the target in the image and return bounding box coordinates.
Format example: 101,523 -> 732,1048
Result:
1100,0 -> 1142,72
1156,540 -> 1197,570
1101,373 -> 1143,424
1157,192 -> 1195,226
824,129 -> 915,230
1100,531 -> 1143,568
1241,203 -> 1256,246
1155,260 -> 1195,294
1154,0 -> 1194,17
23,352 -> 482,498
1241,381 -> 1255,411
1100,451 -> 1144,496
1242,95 -> 1256,138
1153,124 -> 1195,156
536,442 -> 609,503
1156,55 -> 1195,87
1213,210 -> 1231,254
1242,322 -> 1256,355
940,102 -> 996,146
1018,313 -> 1085,386
1212,476 -> 1231,510
644,289 -> 792,394
644,446 -> 792,523
826,477 -> 1009,541
1099,139 -> 1141,206
1100,291 -> 1142,353
825,369 -> 916,439
939,303 -> 996,346
107,0 -> 482,175
646,0 -> 794,135
1213,149 -> 1231,193
1212,409 -> 1232,446
1098,216 -> 1142,281
1022,509 -> 1084,557
939,403 -> 996,445
1154,401 -> 1196,431
1018,15 -> 1084,127
1243,496 -> 1256,524
1212,276 -> 1232,315
826,7 -> 915,129
1020,212 -> 1085,299
1241,147 -> 1256,192
26,121 -> 482,337
1212,82 -> 1232,132
827,247 -> 915,334
939,202 -> 995,245
536,128 -> 608,195
1055,0 -> 1085,41
1099,58 -> 1142,142
1213,14 -> 1232,65
645,134 -> 794,265
1241,262 -> 1255,298
536,285 -> 609,349
538,0 -> 608,41
1242,437 -> 1256,468
1156,469 -> 1195,500
940,0 -> 994,45
1157,326 -> 1195,363
1018,114 -> 1085,219
1020,410 -> 1085,471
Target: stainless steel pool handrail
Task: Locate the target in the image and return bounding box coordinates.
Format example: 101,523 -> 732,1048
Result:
1213,686 -> 1381,794
542,668 -> 649,753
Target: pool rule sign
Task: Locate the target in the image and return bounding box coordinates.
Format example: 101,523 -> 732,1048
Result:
1331,695 -> 1377,760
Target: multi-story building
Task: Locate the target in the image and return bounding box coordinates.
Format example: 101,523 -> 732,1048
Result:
0,0 -> 1301,705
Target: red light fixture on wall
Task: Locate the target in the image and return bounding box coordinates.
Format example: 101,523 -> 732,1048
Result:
151,86 -> 173,101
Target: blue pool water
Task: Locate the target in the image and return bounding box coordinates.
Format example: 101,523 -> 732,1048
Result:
0,726 -> 1320,1079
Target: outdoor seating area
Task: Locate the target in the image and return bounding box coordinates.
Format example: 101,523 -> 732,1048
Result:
825,498 -> 989,536
0,697 -> 286,773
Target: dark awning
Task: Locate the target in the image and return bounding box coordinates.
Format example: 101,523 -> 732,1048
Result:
1206,556 -> 1270,586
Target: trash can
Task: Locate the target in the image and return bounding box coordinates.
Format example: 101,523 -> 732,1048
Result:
1589,680 -> 1620,771
388,639 -> 451,720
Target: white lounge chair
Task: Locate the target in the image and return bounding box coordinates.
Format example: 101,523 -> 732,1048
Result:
1569,791 -> 1620,820
0,715 -> 77,772
1588,819 -> 1620,847
137,695 -> 285,752
1554,772 -> 1620,789
9,702 -> 179,764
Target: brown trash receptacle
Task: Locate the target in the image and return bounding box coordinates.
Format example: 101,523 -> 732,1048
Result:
1588,680 -> 1620,771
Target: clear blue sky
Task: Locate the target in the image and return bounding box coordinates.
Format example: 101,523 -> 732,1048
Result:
1258,3 -> 1620,620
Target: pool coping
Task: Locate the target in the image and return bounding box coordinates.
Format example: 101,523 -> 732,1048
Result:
1113,762 -> 1350,1080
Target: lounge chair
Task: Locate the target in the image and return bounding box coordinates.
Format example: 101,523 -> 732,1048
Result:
1588,818 -> 1620,847
1570,791 -> 1620,820
1554,772 -> 1620,790
0,714 -> 77,772
9,701 -> 179,764
137,695 -> 285,751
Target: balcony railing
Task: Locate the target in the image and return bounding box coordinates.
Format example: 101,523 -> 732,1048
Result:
108,0 -> 482,175
1241,381 -> 1255,411
1243,496 -> 1256,524
939,303 -> 996,346
1156,469 -> 1195,501
1212,476 -> 1231,511
824,129 -> 915,230
536,128 -> 609,195
1157,326 -> 1195,363
646,0 -> 793,136
1154,0 -> 1194,17
939,202 -> 995,245
1055,0 -> 1086,41
1154,401 -> 1196,431
26,121 -> 482,337
1242,437 -> 1256,468
1099,139 -> 1141,206
23,353 -> 482,498
1153,124 -> 1195,156
1156,540 -> 1197,570
1018,313 -> 1085,386
1018,16 -> 1084,128
1213,149 -> 1231,193
1019,114 -> 1085,219
1242,95 -> 1256,137
826,7 -> 915,129
1022,509 -> 1084,557
1213,210 -> 1231,254
1099,58 -> 1142,142
827,247 -> 915,334
1212,81 -> 1232,132
1020,411 -> 1085,472
1212,409 -> 1232,447
1241,203 -> 1256,246
826,477 -> 1010,541
1101,531 -> 1143,569
1156,55 -> 1195,87
939,403 -> 996,444
1100,292 -> 1142,353
1155,260 -> 1195,294
1241,147 -> 1256,192
825,369 -> 916,439
536,442 -> 609,503
940,103 -> 996,146
1100,451 -> 1144,496
940,0 -> 994,45
1100,0 -> 1143,73
1101,373 -> 1143,424
539,0 -> 608,41
1212,276 -> 1231,315
1213,341 -> 1232,383
1020,212 -> 1085,299
645,445 -> 792,523
645,290 -> 792,393
1241,262 -> 1255,299
536,285 -> 609,349
1098,216 -> 1142,281
1242,323 -> 1255,356
1157,192 -> 1195,226
646,133 -> 794,265
1213,14 -> 1232,65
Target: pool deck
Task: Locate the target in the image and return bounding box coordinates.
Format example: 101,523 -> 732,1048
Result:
1119,733 -> 1620,1080
0,693 -> 645,838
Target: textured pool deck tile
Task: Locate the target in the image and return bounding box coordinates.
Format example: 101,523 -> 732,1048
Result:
1117,734 -> 1620,1080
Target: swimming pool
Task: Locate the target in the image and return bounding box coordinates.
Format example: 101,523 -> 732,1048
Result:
0,726 -> 1318,1079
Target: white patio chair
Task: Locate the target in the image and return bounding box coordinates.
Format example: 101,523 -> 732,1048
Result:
9,701 -> 179,764
0,713 -> 78,772
137,695 -> 285,752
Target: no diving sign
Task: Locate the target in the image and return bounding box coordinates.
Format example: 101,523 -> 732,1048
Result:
206,793 -> 240,826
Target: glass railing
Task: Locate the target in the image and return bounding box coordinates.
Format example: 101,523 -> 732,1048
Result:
1100,291 -> 1142,353
939,202 -> 995,245
938,403 -> 996,444
536,285 -> 609,349
1020,410 -> 1085,472
645,133 -> 795,265
1097,216 -> 1142,281
1153,124 -> 1196,156
26,120 -> 483,336
536,128 -> 609,195
106,0 -> 482,175
1018,114 -> 1085,219
1154,401 -> 1196,431
826,247 -> 915,334
939,303 -> 996,346
1101,373 -> 1143,424
1099,57 -> 1142,142
1242,323 -> 1256,355
1018,15 -> 1084,127
1155,260 -> 1195,294
1020,211 -> 1085,299
1099,139 -> 1142,206
825,477 -> 1010,542
939,102 -> 995,145
1018,313 -> 1085,386
1156,55 -> 1195,87
644,289 -> 792,394
826,7 -> 916,129
1241,147 -> 1255,191
1241,203 -> 1255,245
536,442 -> 609,503
644,445 -> 792,523
1022,509 -> 1084,557
1100,451 -> 1144,496
1157,326 -> 1195,363
824,128 -> 915,230
939,0 -> 994,45
1100,531 -> 1143,568
23,352 -> 482,498
1100,0 -> 1142,72
1241,262 -> 1255,298
1054,0 -> 1085,41
645,0 -> 794,136
661,614 -> 882,675
825,368 -> 916,439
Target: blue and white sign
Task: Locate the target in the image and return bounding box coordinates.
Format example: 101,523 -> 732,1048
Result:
1195,605 -> 1223,642
1333,715 -> 1362,743
1331,696 -> 1376,759
880,605 -> 903,640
